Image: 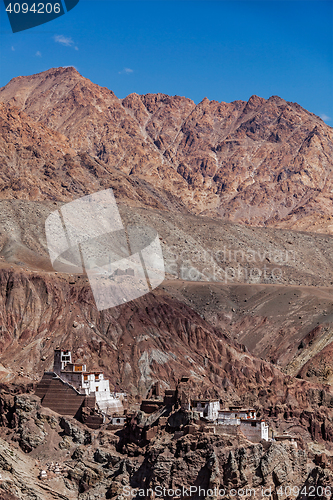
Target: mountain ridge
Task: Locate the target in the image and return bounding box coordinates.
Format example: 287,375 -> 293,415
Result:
1,66 -> 332,233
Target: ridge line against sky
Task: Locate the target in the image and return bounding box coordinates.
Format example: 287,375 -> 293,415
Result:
0,0 -> 332,122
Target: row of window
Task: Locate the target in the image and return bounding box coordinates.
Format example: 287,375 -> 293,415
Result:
83,374 -> 101,381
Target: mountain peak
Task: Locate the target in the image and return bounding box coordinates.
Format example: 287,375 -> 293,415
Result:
0,68 -> 332,234
43,66 -> 81,77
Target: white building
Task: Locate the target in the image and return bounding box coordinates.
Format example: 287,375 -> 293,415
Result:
110,416 -> 126,425
216,407 -> 268,442
191,399 -> 220,421
217,408 -> 257,424
53,349 -> 123,413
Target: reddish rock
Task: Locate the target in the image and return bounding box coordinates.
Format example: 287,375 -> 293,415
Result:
0,67 -> 332,233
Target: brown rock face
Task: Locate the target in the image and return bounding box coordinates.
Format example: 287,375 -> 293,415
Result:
0,102 -> 185,211
1,67 -> 333,232
297,342 -> 333,385
0,68 -> 192,210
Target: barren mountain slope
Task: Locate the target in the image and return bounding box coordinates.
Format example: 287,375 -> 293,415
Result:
0,102 -> 188,211
0,200 -> 332,286
0,199 -> 332,386
0,68 -> 196,210
297,341 -> 333,385
1,67 -> 333,231
1,266 -> 333,448
164,281 -> 333,377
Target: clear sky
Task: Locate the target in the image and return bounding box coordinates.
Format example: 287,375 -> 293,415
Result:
0,0 -> 332,122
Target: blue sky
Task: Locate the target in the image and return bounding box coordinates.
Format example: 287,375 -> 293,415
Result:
0,0 -> 332,122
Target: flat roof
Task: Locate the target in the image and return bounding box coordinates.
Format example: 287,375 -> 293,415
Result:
61,369 -> 103,375
240,418 -> 266,423
275,435 -> 296,439
83,371 -> 104,375
192,399 -> 219,403
219,409 -> 256,413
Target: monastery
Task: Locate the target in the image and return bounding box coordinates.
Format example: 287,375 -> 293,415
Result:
139,380 -> 270,443
35,349 -> 124,419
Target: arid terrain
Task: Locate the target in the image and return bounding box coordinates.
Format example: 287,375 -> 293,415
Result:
0,68 -> 332,499
1,67 -> 333,232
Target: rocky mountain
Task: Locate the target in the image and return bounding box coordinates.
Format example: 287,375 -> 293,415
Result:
0,66 -> 332,392
0,67 -> 333,498
1,67 -> 333,232
0,102 -> 185,211
0,66 -> 332,390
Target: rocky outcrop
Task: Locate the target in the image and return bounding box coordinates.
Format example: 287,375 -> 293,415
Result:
297,342 -> 333,385
102,434 -> 320,500
60,417 -> 92,445
0,393 -> 50,452
0,391 -> 332,499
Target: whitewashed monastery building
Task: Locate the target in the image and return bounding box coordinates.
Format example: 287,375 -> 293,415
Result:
36,349 -> 123,417
190,400 -> 269,442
